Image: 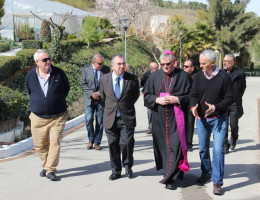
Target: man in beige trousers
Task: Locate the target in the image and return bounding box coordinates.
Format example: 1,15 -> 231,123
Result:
26,49 -> 70,181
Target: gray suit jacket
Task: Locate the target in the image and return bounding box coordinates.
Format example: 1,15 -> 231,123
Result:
99,72 -> 140,129
80,63 -> 110,106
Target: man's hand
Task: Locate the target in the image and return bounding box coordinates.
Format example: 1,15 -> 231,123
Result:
156,96 -> 179,105
91,92 -> 100,100
191,104 -> 200,119
204,102 -> 214,118
164,96 -> 179,104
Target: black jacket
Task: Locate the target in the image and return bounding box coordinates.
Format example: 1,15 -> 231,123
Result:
26,65 -> 70,117
224,68 -> 246,118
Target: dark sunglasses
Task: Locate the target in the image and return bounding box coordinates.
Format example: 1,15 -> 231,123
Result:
96,62 -> 104,65
160,62 -> 172,66
183,65 -> 190,68
40,57 -> 51,62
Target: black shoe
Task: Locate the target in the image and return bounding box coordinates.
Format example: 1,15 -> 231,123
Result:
224,145 -> 229,154
230,140 -> 237,150
109,174 -> 121,181
197,174 -> 211,184
125,169 -> 133,179
40,169 -> 46,177
165,181 -> 177,190
47,172 -> 58,181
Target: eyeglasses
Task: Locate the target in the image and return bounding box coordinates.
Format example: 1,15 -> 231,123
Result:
183,65 -> 190,68
39,57 -> 51,62
96,62 -> 104,65
160,62 -> 172,66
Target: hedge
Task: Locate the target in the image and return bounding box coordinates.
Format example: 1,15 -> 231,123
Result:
16,49 -> 37,68
0,41 -> 10,52
0,84 -> 29,122
22,40 -> 43,49
0,56 -> 22,82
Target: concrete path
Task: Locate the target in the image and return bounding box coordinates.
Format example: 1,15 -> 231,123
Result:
0,77 -> 259,200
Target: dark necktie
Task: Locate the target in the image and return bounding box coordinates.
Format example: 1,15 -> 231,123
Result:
94,69 -> 99,90
115,77 -> 121,116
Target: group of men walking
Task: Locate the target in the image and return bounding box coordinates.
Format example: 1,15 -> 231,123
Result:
25,48 -> 245,196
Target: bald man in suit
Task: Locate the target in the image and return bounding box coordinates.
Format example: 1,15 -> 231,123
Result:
99,54 -> 139,180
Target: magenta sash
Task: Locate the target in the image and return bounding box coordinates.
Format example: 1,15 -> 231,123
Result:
174,104 -> 190,172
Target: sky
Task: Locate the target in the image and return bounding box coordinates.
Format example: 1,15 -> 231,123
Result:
170,0 -> 260,16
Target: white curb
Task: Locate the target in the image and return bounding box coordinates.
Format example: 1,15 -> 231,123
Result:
0,114 -> 85,159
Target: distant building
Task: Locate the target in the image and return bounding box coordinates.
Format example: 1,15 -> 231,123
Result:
150,15 -> 170,35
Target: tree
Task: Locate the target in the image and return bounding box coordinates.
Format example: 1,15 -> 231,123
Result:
40,20 -> 51,42
207,0 -> 259,69
79,16 -> 104,47
95,0 -> 156,34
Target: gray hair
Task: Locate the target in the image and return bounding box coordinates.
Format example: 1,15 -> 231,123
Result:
224,54 -> 235,61
160,53 -> 175,62
92,54 -> 104,62
34,49 -> 49,61
111,54 -> 125,65
200,50 -> 216,62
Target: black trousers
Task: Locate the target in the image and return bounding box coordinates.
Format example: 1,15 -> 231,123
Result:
186,110 -> 195,148
105,117 -> 135,174
224,103 -> 239,146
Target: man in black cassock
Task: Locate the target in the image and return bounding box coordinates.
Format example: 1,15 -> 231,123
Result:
143,52 -> 192,190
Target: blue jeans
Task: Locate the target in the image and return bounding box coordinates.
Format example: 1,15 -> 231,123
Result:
196,114 -> 228,185
85,101 -> 104,144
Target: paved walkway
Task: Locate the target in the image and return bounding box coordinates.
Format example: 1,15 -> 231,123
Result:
0,77 -> 259,200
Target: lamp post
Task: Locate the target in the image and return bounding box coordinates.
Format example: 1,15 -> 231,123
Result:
121,18 -> 129,62
179,30 -> 183,69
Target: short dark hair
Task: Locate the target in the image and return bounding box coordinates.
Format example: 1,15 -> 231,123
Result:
185,58 -> 195,67
111,54 -> 125,65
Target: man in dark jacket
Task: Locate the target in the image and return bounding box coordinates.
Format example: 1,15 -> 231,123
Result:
223,54 -> 246,154
183,58 -> 196,151
140,62 -> 159,134
99,54 -> 139,180
26,49 -> 70,181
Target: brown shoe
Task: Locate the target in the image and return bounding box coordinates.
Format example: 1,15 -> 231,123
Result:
213,183 -> 222,195
146,130 -> 152,135
87,142 -> 93,149
94,143 -> 101,150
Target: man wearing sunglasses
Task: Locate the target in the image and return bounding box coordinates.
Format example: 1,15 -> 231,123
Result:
143,52 -> 192,190
80,54 -> 110,150
183,59 -> 196,152
223,54 -> 246,154
25,49 -> 70,181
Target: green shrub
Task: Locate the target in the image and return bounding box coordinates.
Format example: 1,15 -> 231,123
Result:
22,40 -> 43,49
67,34 -> 76,40
0,84 -> 29,122
0,38 -> 21,49
16,49 -> 37,68
0,56 -> 22,81
0,41 -> 10,52
55,62 -> 82,105
48,38 -> 86,63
